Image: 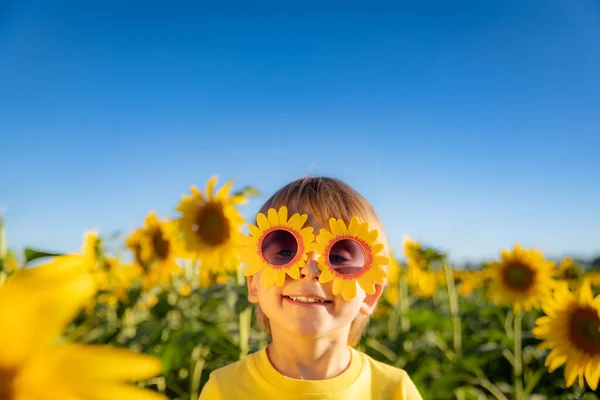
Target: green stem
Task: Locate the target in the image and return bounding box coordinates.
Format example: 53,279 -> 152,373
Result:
239,306 -> 251,359
514,310 -> 523,400
443,262 -> 462,356
237,266 -> 251,359
399,268 -> 411,332
388,306 -> 398,341
190,345 -> 208,400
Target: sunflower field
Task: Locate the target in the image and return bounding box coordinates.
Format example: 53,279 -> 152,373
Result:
1,175 -> 599,400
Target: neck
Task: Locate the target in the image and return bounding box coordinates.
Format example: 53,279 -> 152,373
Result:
266,331 -> 352,380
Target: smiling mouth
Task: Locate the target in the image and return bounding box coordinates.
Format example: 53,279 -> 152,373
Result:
283,295 -> 333,305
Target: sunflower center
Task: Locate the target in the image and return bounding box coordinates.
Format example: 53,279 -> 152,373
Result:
150,228 -> 170,260
502,262 -> 535,291
568,306 -> 600,355
561,266 -> 581,281
193,203 -> 230,246
0,366 -> 16,399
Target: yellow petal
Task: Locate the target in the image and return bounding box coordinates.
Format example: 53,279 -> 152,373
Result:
356,223 -> 369,241
205,176 -> 217,199
564,360 -> 579,387
358,275 -> 376,295
80,384 -> 168,400
243,262 -> 263,277
295,214 -> 308,230
585,361 -> 598,391
261,267 -> 275,289
336,219 -> 348,235
286,265 -> 300,280
332,278 -> 342,296
347,217 -> 360,236
328,218 -> 338,234
256,213 -> 270,231
215,180 -> 233,200
318,267 -> 334,284
579,281 -> 594,303
341,279 -> 357,301
40,344 -> 163,382
275,269 -> 286,287
373,255 -> 390,266
267,208 -> 279,226
546,349 -> 567,372
366,229 -> 379,245
287,213 -> 300,230
0,264 -> 96,366
370,243 -> 385,255
278,206 -> 288,224
248,224 -> 262,239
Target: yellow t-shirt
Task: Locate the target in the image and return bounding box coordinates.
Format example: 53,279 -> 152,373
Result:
198,346 -> 423,400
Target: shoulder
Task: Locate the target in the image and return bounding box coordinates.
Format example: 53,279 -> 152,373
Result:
355,350 -> 423,400
206,353 -> 256,383
198,351 -> 261,400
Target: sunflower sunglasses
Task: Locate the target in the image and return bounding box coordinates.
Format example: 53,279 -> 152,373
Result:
240,206 -> 389,301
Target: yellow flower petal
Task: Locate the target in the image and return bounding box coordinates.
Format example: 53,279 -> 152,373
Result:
261,267 -> 275,289
336,219 -> 347,235
358,275 -> 376,295
256,213 -> 270,231
205,175 -> 217,199
267,208 -> 279,227
274,269 -> 286,287
38,344 -> 163,382
244,262 -> 264,277
318,267 -> 334,284
332,278 -> 342,296
215,180 -> 233,200
286,265 -> 300,280
340,279 -> 357,301
366,229 -> 379,245
0,263 -> 96,366
564,359 -> 579,387
80,384 -> 168,400
278,207 -> 288,225
347,217 -> 359,236
248,224 -> 262,238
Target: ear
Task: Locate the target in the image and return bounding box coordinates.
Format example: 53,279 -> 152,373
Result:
247,274 -> 260,304
359,283 -> 384,315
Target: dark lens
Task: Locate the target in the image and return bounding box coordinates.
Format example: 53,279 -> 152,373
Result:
261,230 -> 298,265
329,239 -> 365,275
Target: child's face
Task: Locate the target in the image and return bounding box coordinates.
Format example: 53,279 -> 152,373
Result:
247,212 -> 384,342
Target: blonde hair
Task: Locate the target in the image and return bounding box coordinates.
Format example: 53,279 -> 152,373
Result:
252,176 -> 389,347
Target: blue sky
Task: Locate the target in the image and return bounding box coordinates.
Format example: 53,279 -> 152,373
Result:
1,0 -> 599,264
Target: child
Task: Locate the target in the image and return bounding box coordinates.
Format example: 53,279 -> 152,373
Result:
199,177 -> 423,399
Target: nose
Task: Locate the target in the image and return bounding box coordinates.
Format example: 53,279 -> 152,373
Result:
299,253 -> 320,280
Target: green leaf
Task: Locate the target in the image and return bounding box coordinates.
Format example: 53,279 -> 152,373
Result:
24,248 -> 63,263
233,186 -> 260,198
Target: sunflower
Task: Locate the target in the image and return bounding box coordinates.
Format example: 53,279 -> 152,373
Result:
455,270 -> 481,297
555,257 -> 584,290
406,265 -> 437,298
486,244 -> 556,312
315,217 -> 388,301
176,176 -> 247,274
241,206 -> 314,289
533,281 -> 600,390
403,236 -> 428,269
383,254 -> 401,304
0,255 -> 166,400
126,212 -> 183,289
80,230 -> 110,292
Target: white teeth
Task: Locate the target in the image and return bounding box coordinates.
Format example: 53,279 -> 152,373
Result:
289,296 -> 327,303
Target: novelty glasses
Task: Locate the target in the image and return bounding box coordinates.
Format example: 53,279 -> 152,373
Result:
240,206 -> 389,300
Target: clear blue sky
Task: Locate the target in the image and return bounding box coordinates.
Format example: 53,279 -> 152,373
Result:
1,0 -> 599,264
